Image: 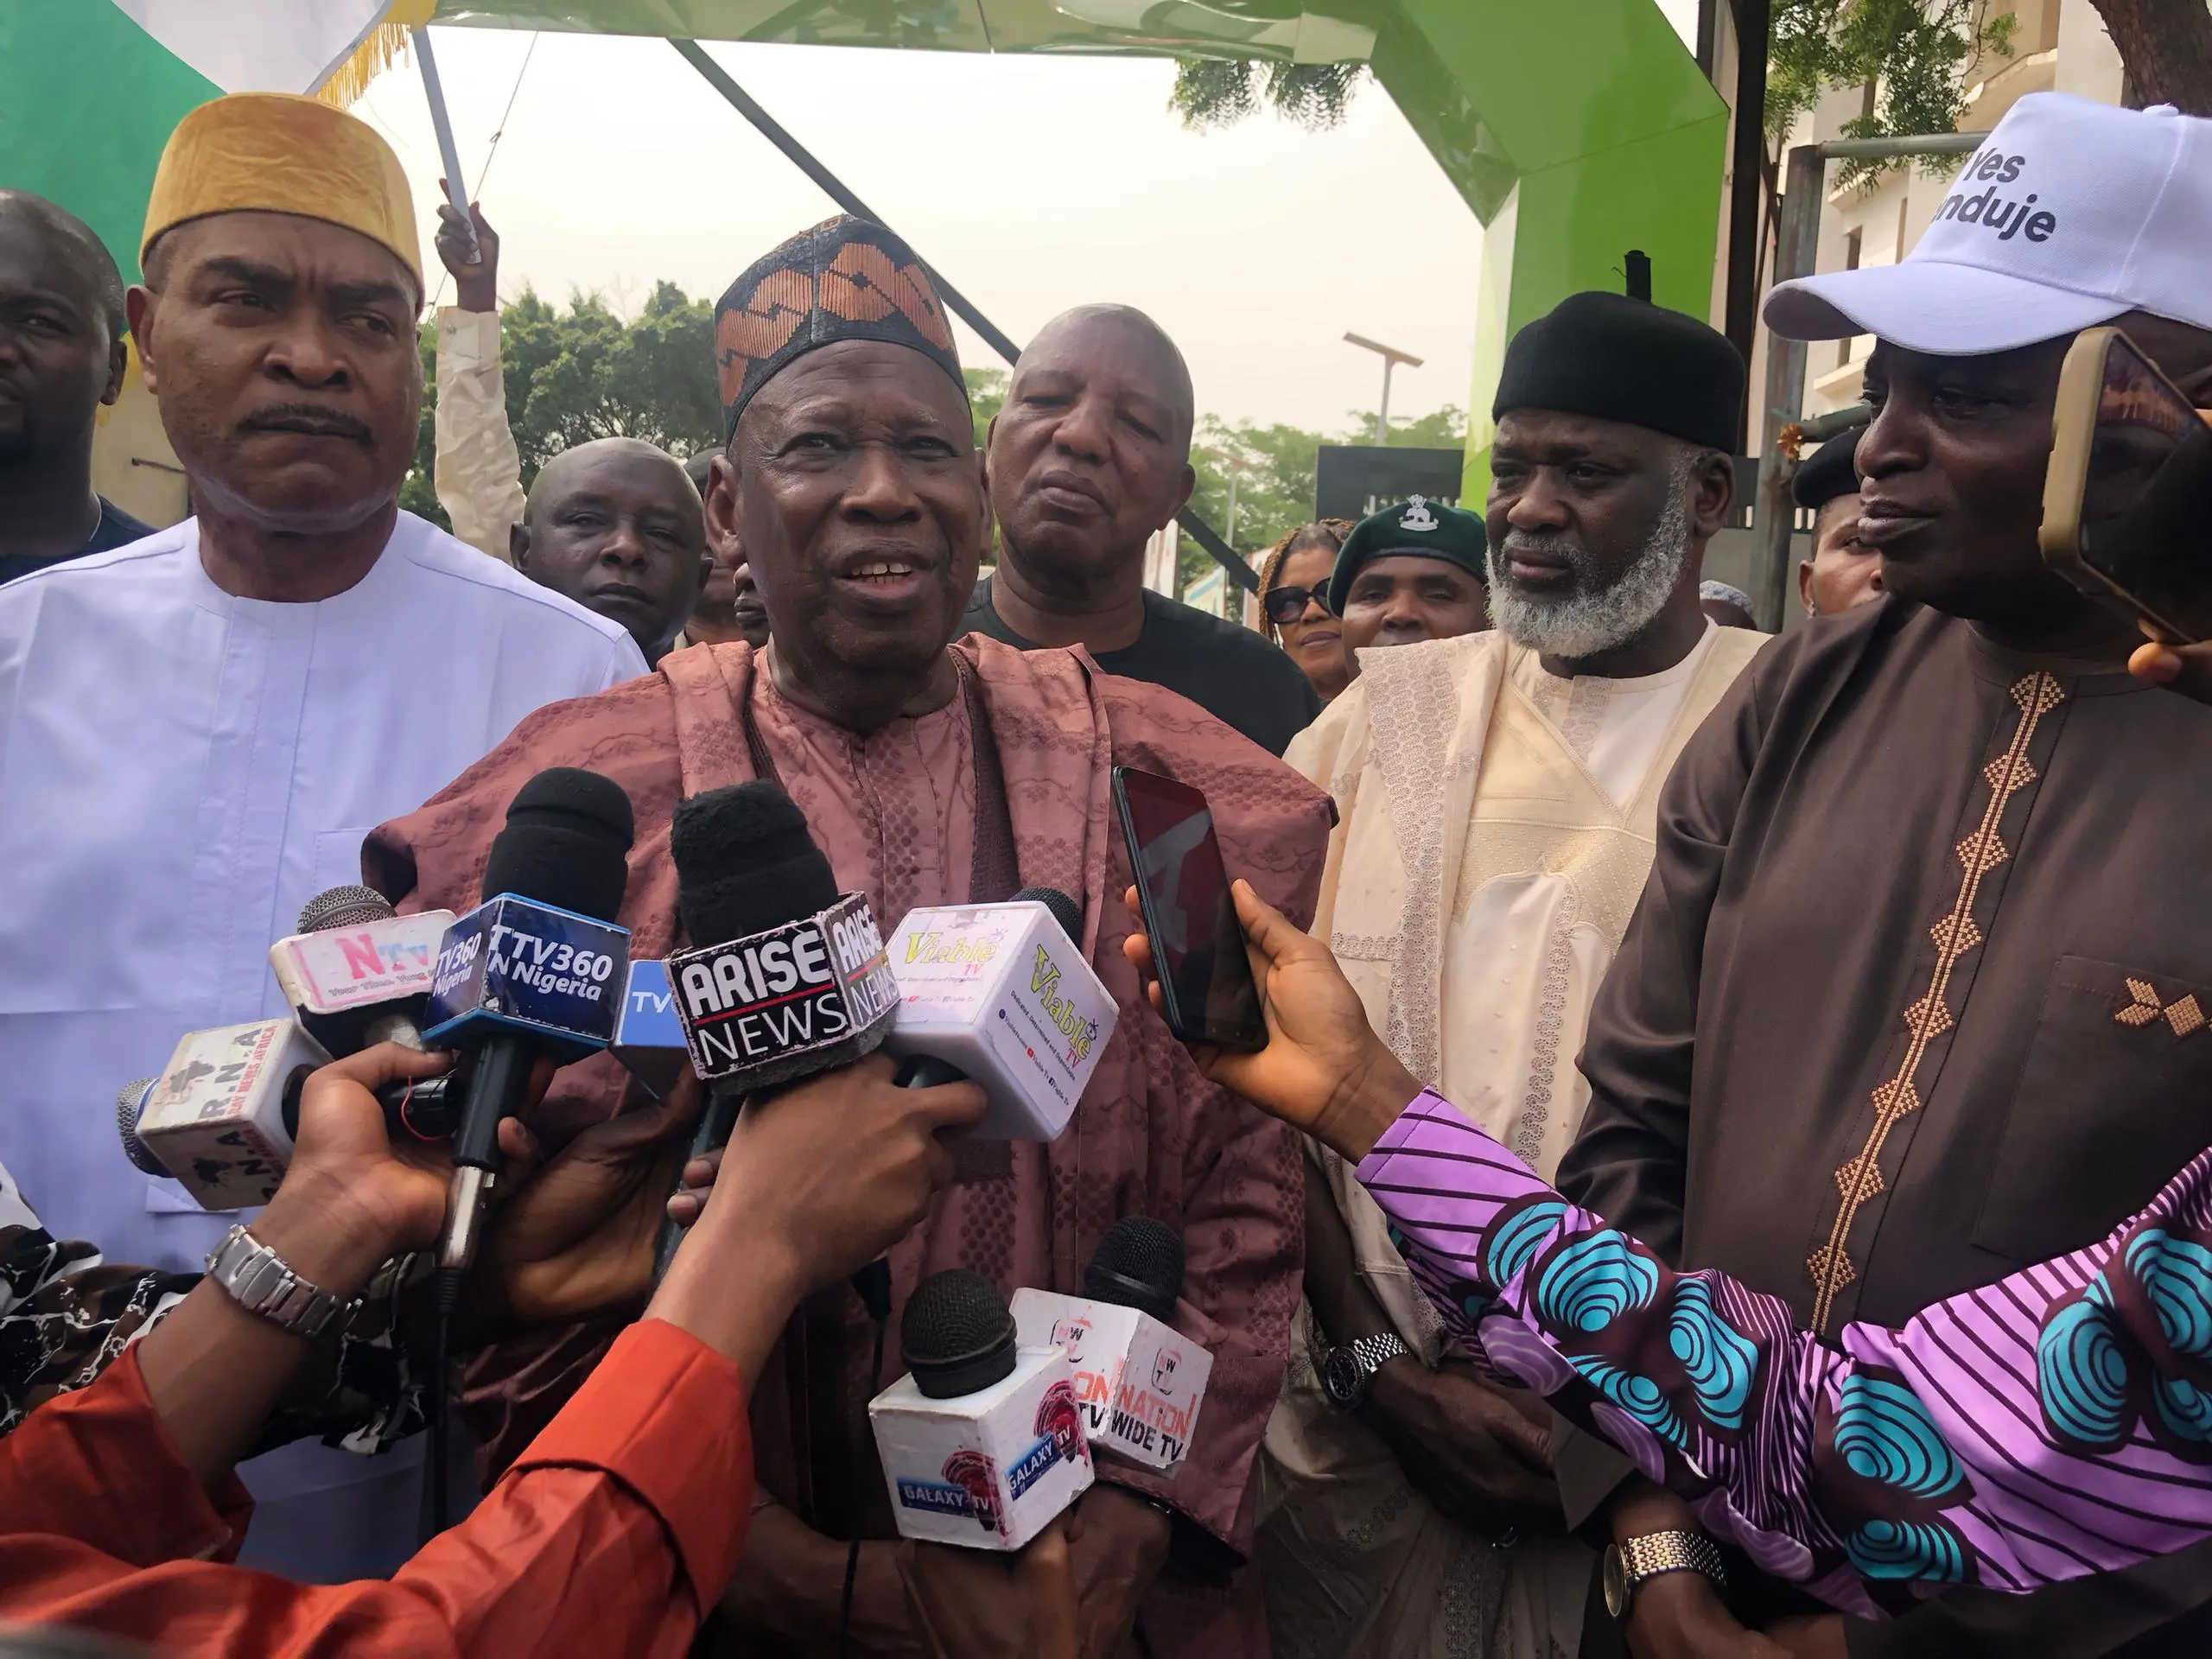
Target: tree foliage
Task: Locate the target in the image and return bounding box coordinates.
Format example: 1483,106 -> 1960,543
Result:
1169,60 -> 1365,130
1768,0 -> 2017,185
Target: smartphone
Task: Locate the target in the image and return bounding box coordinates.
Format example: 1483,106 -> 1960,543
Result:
1110,766 -> 1267,1052
2042,326 -> 2212,642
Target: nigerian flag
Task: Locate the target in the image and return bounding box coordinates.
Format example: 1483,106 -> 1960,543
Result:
0,0 -> 422,276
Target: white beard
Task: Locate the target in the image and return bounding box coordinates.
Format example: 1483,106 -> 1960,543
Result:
1487,454 -> 1696,659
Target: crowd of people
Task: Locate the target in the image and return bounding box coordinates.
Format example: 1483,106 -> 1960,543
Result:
4,77 -> 2212,1659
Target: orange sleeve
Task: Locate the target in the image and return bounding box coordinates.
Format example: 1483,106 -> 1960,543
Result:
0,1320 -> 752,1659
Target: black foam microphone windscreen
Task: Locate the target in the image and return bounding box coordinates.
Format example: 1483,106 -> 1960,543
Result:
483,766 -> 636,921
902,1268 -> 1019,1399
1084,1215 -> 1184,1325
1012,885 -> 1082,944
671,781 -> 839,946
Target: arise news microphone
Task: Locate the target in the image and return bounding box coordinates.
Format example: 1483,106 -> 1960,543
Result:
424,766 -> 634,1273
881,887 -> 1116,1140
270,886 -> 456,1056
652,781 -> 900,1278
869,1268 -> 1094,1550
1010,1216 -> 1212,1473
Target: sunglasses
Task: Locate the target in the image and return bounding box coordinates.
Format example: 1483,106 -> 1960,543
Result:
1263,583 -> 1333,626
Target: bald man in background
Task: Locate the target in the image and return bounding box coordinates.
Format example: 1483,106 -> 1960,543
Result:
0,192 -> 149,583
511,435 -> 707,664
963,303 -> 1321,754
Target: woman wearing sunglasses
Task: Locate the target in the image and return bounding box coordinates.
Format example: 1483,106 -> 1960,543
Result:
1257,519 -> 1355,704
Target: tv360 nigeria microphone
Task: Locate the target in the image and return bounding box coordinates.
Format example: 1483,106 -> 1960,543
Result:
869,1268 -> 1094,1549
653,780 -> 900,1281
423,766 -> 635,1275
1012,1215 -> 1213,1473
881,886 -> 1117,1138
270,885 -> 457,1055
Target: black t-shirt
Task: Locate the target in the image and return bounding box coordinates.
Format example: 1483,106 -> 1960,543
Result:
0,498 -> 156,586
963,575 -> 1322,756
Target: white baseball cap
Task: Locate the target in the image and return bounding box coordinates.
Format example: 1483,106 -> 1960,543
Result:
1764,92 -> 2212,355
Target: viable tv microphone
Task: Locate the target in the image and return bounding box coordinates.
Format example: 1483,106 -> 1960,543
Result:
869,1268 -> 1094,1550
1010,1216 -> 1213,1473
270,886 -> 458,1056
880,886 -> 1117,1140
423,766 -> 634,1273
653,781 -> 901,1278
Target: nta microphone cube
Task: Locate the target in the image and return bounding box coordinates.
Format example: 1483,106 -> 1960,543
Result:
269,909 -> 454,1053
868,1346 -> 1094,1551
1010,1289 -> 1212,1473
883,900 -> 1119,1140
422,894 -> 630,1063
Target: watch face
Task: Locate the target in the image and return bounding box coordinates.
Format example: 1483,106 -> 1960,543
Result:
1320,1346 -> 1364,1409
1602,1545 -> 1630,1620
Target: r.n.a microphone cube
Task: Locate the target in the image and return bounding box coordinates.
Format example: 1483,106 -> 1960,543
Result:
1009,1290 -> 1211,1473
135,1019 -> 332,1210
667,893 -> 899,1090
422,895 -> 630,1062
611,959 -> 690,1098
269,910 -> 454,1052
884,901 -> 1119,1140
868,1348 -> 1094,1551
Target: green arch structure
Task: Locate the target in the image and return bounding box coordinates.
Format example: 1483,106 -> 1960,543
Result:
0,0 -> 1726,497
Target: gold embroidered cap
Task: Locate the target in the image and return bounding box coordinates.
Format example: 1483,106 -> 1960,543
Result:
141,93 -> 421,291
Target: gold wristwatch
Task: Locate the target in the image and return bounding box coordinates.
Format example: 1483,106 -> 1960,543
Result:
1602,1529 -> 1726,1620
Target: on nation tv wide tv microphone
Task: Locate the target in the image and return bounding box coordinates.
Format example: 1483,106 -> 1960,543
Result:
654,779 -> 899,1278
423,766 -> 635,1272
1012,1216 -> 1212,1474
870,1268 -> 1093,1551
269,885 -> 456,1056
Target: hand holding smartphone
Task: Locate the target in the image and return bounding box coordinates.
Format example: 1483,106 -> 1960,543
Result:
2041,326 -> 2212,641
1109,767 -> 1267,1052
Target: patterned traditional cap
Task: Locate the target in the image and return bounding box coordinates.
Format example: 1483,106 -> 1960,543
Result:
714,215 -> 964,441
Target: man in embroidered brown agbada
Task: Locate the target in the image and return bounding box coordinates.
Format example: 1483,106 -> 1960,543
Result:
1554,94 -> 2212,1658
363,216 -> 1330,1656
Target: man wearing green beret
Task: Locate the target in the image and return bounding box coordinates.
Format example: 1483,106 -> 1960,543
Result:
1326,494 -> 1491,676
1260,288 -> 1767,1659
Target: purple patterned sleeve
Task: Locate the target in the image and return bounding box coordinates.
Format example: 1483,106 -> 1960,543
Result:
1354,1089 -> 2212,1618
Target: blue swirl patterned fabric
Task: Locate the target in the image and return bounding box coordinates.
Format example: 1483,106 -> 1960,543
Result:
1354,1088 -> 2212,1619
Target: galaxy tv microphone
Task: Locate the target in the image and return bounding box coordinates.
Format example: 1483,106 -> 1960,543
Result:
869,1268 -> 1094,1551
653,780 -> 900,1279
881,887 -> 1116,1140
423,766 -> 635,1273
270,885 -> 457,1057
117,1020 -> 464,1210
1009,1216 -> 1211,1474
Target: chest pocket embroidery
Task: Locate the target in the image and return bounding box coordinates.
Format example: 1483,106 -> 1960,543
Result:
2115,978 -> 2207,1039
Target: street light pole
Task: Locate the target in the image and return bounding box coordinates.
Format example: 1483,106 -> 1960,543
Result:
1344,332 -> 1423,445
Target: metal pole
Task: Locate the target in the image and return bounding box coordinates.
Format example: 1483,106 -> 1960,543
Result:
1723,0 -> 1770,448
1377,361 -> 1393,445
1748,130 -> 1988,629
412,28 -> 479,264
669,37 -> 1259,591
1225,461 -> 1239,547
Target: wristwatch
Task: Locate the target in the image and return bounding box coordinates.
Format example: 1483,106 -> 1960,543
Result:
1603,1529 -> 1727,1620
1319,1332 -> 1410,1410
204,1224 -> 361,1340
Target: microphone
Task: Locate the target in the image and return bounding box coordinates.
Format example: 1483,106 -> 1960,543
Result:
881,886 -> 1117,1140
610,957 -> 688,1099
423,766 -> 635,1273
869,1268 -> 1094,1549
1010,1216 -> 1213,1473
118,1039 -> 466,1203
653,781 -> 901,1278
269,886 -> 458,1056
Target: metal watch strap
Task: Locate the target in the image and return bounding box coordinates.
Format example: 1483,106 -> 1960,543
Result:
204,1224 -> 360,1340
1349,1332 -> 1409,1376
1618,1529 -> 1726,1604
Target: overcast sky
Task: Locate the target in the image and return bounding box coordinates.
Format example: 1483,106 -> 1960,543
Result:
357,5 -> 1698,435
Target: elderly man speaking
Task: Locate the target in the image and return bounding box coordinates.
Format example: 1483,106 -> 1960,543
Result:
0,94 -> 643,1578
369,214 -> 1331,1656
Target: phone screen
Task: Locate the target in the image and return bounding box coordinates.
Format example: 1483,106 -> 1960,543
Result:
1112,768 -> 1267,1051
2078,334 -> 2212,637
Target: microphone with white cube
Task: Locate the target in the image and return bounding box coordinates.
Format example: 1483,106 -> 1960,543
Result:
1011,1216 -> 1213,1474
869,1268 -> 1094,1549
